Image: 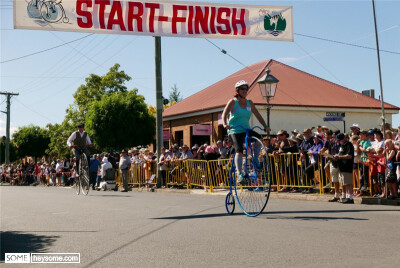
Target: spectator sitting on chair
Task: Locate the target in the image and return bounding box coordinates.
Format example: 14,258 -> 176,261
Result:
98,156 -> 113,191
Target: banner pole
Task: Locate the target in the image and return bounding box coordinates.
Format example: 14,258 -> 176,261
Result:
155,36 -> 163,188
371,0 -> 387,198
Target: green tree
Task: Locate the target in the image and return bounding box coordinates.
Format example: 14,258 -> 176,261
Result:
0,140 -> 17,164
168,84 -> 183,103
86,90 -> 155,150
45,122 -> 72,158
66,63 -> 131,127
46,63 -> 132,156
12,125 -> 50,161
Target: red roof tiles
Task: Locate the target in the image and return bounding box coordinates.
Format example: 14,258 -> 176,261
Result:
163,59 -> 398,118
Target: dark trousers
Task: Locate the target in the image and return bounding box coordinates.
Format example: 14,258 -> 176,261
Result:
359,163 -> 369,191
303,163 -> 316,187
160,170 -> 166,187
120,168 -> 129,191
89,171 -> 97,188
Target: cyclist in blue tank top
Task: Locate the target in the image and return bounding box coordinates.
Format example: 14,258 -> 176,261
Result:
221,80 -> 270,183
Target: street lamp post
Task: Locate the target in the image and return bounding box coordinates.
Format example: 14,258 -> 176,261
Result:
257,69 -> 279,135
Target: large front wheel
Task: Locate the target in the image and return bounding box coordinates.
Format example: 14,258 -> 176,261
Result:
79,153 -> 90,196
233,136 -> 271,217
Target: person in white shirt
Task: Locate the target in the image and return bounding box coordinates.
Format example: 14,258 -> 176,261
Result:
119,149 -> 131,192
55,159 -> 63,186
67,123 -> 93,173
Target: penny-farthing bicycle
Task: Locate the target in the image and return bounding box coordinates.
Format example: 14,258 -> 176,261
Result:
225,126 -> 271,217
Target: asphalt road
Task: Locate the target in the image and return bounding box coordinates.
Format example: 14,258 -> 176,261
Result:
1,186 -> 400,268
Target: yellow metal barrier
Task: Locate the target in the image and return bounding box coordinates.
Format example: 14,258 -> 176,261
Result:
206,159 -> 231,190
185,159 -> 211,189
165,160 -> 188,188
111,152 -> 374,195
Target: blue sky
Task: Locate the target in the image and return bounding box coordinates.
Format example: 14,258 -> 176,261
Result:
1,0 -> 399,137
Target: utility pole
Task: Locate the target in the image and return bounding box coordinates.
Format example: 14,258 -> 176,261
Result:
154,36 -> 163,188
0,92 -> 19,164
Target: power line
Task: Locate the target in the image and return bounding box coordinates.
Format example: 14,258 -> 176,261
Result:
0,34 -> 94,64
295,31 -> 400,55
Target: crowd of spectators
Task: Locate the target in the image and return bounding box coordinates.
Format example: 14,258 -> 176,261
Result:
2,124 -> 399,200
0,158 -> 74,186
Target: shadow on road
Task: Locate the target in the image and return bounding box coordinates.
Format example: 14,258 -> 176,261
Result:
0,231 -> 59,261
266,215 -> 367,221
94,195 -> 131,198
151,213 -> 241,220
151,209 -> 399,221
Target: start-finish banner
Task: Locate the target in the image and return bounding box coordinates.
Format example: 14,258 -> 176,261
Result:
14,0 -> 293,41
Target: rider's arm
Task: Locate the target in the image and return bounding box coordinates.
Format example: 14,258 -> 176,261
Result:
67,132 -> 76,147
86,133 -> 92,146
221,98 -> 235,129
249,100 -> 268,130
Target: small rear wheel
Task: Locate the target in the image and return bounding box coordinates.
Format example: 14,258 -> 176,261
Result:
225,192 -> 235,215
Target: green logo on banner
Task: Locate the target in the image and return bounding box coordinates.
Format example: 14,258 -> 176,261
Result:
264,13 -> 287,36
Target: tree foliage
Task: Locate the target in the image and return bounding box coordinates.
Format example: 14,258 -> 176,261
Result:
65,63 -> 131,127
12,125 -> 50,159
45,122 -> 73,158
168,84 -> 183,103
0,141 -> 17,164
86,90 -> 156,150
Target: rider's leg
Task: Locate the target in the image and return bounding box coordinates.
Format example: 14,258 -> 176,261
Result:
72,148 -> 81,174
235,152 -> 244,176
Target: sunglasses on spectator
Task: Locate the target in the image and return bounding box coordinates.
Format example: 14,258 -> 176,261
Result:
238,86 -> 249,91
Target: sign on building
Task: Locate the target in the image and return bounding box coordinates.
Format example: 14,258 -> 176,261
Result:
15,0 -> 293,41
326,112 -> 345,117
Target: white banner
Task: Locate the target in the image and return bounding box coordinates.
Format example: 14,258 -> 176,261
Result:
14,0 -> 293,41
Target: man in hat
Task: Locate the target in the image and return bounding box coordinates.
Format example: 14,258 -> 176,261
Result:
302,135 -> 324,193
178,144 -> 193,186
322,130 -> 341,201
274,130 -> 292,192
291,129 -> 299,137
158,147 -> 169,188
67,123 -> 93,173
119,149 -> 131,192
334,133 -> 354,203
350,123 -> 361,137
299,128 -> 314,191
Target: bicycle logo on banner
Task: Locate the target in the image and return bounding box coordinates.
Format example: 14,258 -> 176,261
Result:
27,0 -> 69,24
